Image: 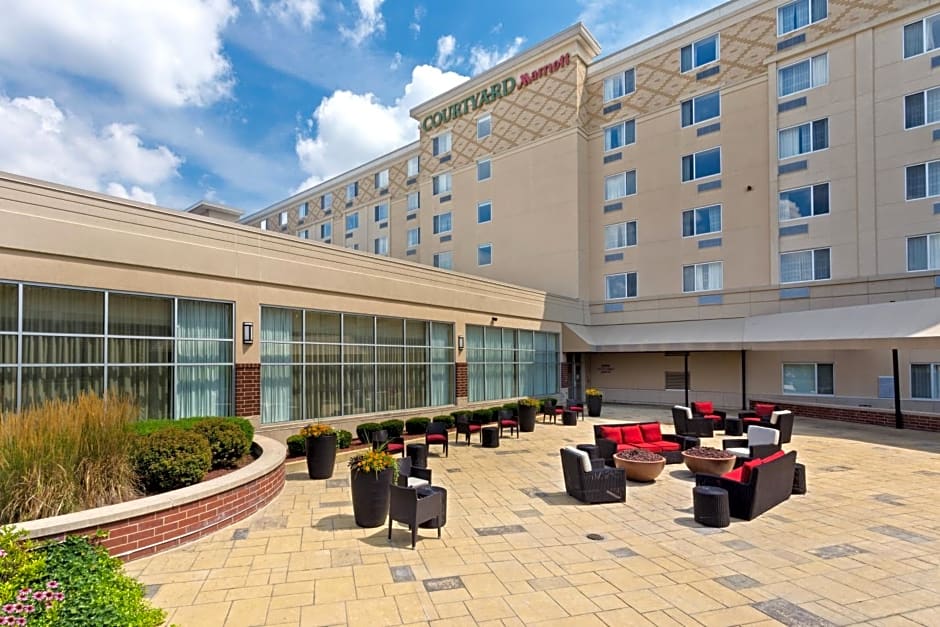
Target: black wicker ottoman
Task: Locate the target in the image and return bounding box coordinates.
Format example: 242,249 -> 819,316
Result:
482,426 -> 499,448
724,417 -> 743,436
693,485 -> 730,527
406,443 -> 428,469
792,462 -> 807,495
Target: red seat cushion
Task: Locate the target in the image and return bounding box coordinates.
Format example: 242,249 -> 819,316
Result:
754,403 -> 776,418
762,450 -> 786,463
426,434 -> 447,443
650,440 -> 680,451
600,426 -> 623,444
704,414 -> 722,421
692,401 -> 714,414
742,458 -> 763,482
721,467 -> 745,482
639,422 -> 662,442
569,405 -> 583,411
631,442 -> 663,452
555,408 -> 564,414
468,424 -> 481,432
500,419 -> 517,426
387,443 -> 404,453
742,417 -> 762,423
621,425 -> 644,444
616,444 -> 638,452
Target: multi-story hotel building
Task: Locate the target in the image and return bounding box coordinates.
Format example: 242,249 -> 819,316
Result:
2,0 -> 940,437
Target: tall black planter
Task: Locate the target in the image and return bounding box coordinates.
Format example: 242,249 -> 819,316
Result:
305,434 -> 337,479
518,406 -> 537,432
587,396 -> 603,418
351,466 -> 395,528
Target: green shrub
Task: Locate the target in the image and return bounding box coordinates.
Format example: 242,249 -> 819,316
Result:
450,410 -> 471,423
336,430 -> 353,449
472,409 -> 492,423
356,422 -> 382,444
133,429 -> 211,494
0,392 -> 139,525
192,418 -> 250,469
518,397 -> 540,408
132,416 -> 254,444
502,402 -> 518,413
405,417 -> 430,435
380,419 -> 405,438
432,415 -> 455,429
286,434 -> 306,456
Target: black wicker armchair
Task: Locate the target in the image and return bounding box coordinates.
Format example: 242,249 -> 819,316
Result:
455,414 -> 482,445
695,450 -> 797,520
370,429 -> 405,456
560,447 -> 627,504
388,484 -> 444,548
425,421 -> 449,457
497,409 -> 519,438
397,457 -> 432,489
672,405 -> 714,438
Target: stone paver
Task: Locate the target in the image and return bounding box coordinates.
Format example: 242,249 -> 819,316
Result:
126,404 -> 940,626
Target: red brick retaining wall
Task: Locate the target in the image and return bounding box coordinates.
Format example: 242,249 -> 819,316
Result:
456,362 -> 468,399
235,363 -> 261,416
753,400 -> 939,433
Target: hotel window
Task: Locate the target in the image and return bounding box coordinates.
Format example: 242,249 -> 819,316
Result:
432,131 -> 452,156
298,229 -> 310,239
260,219 -> 268,230
904,13 -> 940,58
780,247 -> 830,283
321,192 -> 332,211
373,236 -> 389,256
779,183 -> 829,221
374,169 -> 389,190
783,363 -> 833,395
911,363 -> 940,399
905,87 -> 940,129
680,34 -> 719,73
298,202 -> 309,219
407,191 -> 420,213
433,251 -> 453,269
477,243 -> 493,266
604,221 -> 637,250
604,170 -> 637,200
407,155 -> 420,177
779,119 -> 828,160
605,272 -> 637,300
477,201 -> 492,224
778,53 -> 828,97
466,327 -> 559,401
778,0 -> 827,36
477,114 -> 491,139
682,261 -> 723,293
407,227 -> 421,248
681,91 -> 720,127
682,204 -> 721,237
279,211 -> 288,227
907,233 -> 940,271
603,68 -> 636,102
374,202 -> 388,222
604,119 -> 636,151
346,181 -> 359,200
477,158 -> 491,181
432,212 -> 452,235
345,212 -> 359,232
319,221 -> 332,240
432,172 -> 452,195
906,160 -> 940,199
681,147 -> 721,182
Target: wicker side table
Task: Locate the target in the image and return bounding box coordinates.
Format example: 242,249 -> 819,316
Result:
792,462 -> 807,495
693,485 -> 730,527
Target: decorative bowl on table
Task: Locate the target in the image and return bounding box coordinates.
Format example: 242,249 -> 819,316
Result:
681,446 -> 736,475
613,449 -> 666,482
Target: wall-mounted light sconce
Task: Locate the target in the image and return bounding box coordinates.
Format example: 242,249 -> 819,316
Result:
457,335 -> 465,351
490,316 -> 498,324
242,321 -> 254,345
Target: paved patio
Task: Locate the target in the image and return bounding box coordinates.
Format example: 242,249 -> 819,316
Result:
127,405 -> 940,626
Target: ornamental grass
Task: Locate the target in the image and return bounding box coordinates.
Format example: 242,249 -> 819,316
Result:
0,392 -> 140,524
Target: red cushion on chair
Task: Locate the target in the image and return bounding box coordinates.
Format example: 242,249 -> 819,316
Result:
639,422 -> 662,442
742,458 -> 763,482
616,443 -> 638,452
555,408 -> 564,414
692,401 -> 714,414
387,443 -> 404,453
742,417 -> 762,423
704,414 -> 722,421
650,440 -> 680,451
621,425 -> 644,444
754,403 -> 776,418
721,467 -> 745,482
468,424 -> 481,432
632,442 -> 662,452
599,426 -> 623,444
500,419 -> 517,426
762,450 -> 786,463
570,405 -> 583,411
426,434 -> 447,443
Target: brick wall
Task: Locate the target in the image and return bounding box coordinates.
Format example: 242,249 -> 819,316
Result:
36,458 -> 285,561
235,363 -> 261,416
456,362 -> 467,399
561,362 -> 570,389
752,400 -> 940,433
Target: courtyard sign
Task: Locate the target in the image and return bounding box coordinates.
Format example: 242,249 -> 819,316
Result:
421,52 -> 571,132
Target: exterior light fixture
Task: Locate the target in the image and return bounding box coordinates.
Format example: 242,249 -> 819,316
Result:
242,321 -> 254,345
491,316 -> 498,324
458,335 -> 465,351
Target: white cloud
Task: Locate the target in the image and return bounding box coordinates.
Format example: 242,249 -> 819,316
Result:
390,52 -> 403,70
340,0 -> 386,45
578,0 -> 722,52
294,65 -> 468,191
469,36 -> 526,75
0,95 -> 181,203
435,35 -> 460,69
409,6 -> 425,37
259,0 -> 322,28
0,0 -> 237,107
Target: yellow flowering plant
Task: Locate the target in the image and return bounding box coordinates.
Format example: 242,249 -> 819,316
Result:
299,423 -> 335,438
585,388 -> 603,397
348,448 -> 398,476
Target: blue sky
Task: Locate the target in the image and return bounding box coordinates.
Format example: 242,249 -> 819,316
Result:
0,0 -> 723,212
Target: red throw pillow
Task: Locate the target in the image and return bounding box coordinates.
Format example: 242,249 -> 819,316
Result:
600,426 -> 623,444
694,401 -> 714,414
621,425 -> 644,444
742,458 -> 763,482
755,403 -> 776,418
639,422 -> 662,442
722,467 -> 745,482
763,450 -> 786,463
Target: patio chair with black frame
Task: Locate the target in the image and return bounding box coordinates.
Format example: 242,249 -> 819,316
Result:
370,429 -> 405,456
497,408 -> 519,438
455,414 -> 482,446
672,405 -> 714,438
388,484 -> 444,549
722,425 -> 781,460
560,446 -> 627,504
425,421 -> 449,457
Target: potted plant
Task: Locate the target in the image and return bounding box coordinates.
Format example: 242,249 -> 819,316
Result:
613,449 -> 666,482
301,423 -> 337,480
349,448 -> 398,528
586,388 -> 603,417
517,398 -> 539,432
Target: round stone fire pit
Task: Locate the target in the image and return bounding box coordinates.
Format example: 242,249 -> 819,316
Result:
613,449 -> 666,482
682,446 -> 736,475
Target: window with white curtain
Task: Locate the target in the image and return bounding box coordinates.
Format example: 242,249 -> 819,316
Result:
432,131 -> 452,156
905,87 -> 940,129
777,0 -> 827,36
373,203 -> 388,222
604,119 -> 636,151
604,220 -> 637,250
680,34 -> 719,72
407,191 -> 420,212
466,326 -> 558,402
407,228 -> 421,248
604,170 -> 637,200
682,262 -> 723,292
319,221 -> 332,240
605,272 -> 638,300
681,147 -> 721,182
407,156 -> 420,177
682,205 -> 722,237
783,363 -> 833,395
603,68 -> 635,102
681,91 -> 720,127
321,192 -> 332,211
903,13 -> 940,59
780,248 -> 831,283
374,169 -> 389,190
779,183 -> 830,221
905,160 -> 940,199
911,363 -> 940,399
346,181 -> 358,200
779,118 -> 828,159
432,172 -> 452,195
373,237 -> 389,255
778,53 -> 828,97
433,251 -> 453,269
907,233 -> 940,271
432,212 -> 452,235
